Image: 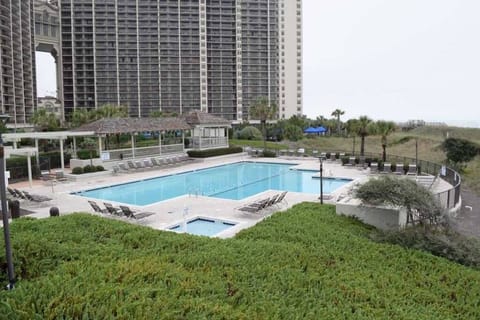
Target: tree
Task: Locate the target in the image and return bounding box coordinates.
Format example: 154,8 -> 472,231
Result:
94,104 -> 128,119
355,116 -> 373,156
249,96 -> 278,151
284,124 -> 303,141
31,109 -> 61,131
374,120 -> 396,162
442,138 -> 480,166
331,109 -> 345,135
355,175 -> 442,225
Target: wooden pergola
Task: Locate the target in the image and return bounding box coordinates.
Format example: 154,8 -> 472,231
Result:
72,117 -> 192,161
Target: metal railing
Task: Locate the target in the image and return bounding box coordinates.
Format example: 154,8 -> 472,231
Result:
264,147 -> 462,210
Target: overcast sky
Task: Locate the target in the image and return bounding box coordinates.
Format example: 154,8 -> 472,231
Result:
36,0 -> 480,127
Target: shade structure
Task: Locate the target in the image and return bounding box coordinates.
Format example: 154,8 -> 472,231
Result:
304,126 -> 327,134
303,127 -> 318,134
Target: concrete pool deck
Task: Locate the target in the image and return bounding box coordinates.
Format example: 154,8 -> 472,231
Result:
4,153 -> 451,238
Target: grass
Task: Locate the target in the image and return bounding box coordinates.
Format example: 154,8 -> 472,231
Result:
1,205 -> 480,319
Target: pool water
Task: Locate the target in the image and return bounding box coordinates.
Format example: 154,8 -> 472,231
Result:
76,162 -> 352,205
169,218 -> 236,236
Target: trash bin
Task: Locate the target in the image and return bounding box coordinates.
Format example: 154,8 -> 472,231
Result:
49,207 -> 59,217
8,200 -> 20,219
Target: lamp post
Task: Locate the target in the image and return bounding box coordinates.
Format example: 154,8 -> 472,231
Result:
318,156 -> 324,204
0,114 -> 15,290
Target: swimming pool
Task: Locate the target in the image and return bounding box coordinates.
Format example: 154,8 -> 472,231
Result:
169,217 -> 237,237
76,162 -> 352,205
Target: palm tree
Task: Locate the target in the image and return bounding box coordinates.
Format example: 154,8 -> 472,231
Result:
331,109 -> 345,135
31,109 -> 60,131
356,116 -> 373,156
375,120 -> 396,162
249,96 -> 278,151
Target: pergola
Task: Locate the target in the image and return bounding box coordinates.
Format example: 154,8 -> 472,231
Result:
72,117 -> 192,161
2,131 -> 95,185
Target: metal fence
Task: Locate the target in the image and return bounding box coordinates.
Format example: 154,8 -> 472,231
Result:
269,148 -> 461,210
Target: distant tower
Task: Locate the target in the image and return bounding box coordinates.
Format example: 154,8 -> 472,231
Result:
0,0 -> 36,125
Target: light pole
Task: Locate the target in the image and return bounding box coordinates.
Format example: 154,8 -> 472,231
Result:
318,156 -> 324,204
0,114 -> 15,290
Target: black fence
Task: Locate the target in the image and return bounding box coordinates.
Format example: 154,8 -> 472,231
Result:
266,148 -> 461,210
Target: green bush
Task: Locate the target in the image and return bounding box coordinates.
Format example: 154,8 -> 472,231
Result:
187,146 -> 243,158
234,126 -> 263,140
340,156 -> 349,165
262,150 -> 277,158
83,165 -> 97,173
373,225 -> 480,268
95,165 -> 105,172
77,149 -> 98,160
71,167 -> 84,175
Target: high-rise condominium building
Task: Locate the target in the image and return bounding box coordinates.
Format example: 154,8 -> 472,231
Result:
0,0 -> 36,125
59,0 -> 302,120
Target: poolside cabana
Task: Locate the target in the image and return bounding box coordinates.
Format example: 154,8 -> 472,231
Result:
183,111 -> 231,150
72,117 -> 192,161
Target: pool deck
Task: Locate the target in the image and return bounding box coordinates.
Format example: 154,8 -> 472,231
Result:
4,153 -> 451,238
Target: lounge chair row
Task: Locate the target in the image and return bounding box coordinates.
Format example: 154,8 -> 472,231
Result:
7,187 -> 52,202
370,163 -> 417,175
113,154 -> 191,173
238,191 -> 288,213
88,200 -> 153,219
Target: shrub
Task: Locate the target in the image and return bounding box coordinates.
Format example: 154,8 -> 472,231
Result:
442,137 -> 480,166
372,225 -> 480,269
187,146 -> 243,158
262,150 -> 277,158
235,126 -> 263,140
83,165 -> 97,173
71,167 -> 84,175
355,175 -> 443,225
77,149 -> 98,160
95,165 -> 105,172
340,157 -> 349,165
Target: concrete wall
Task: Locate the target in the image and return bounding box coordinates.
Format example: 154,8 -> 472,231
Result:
335,198 -> 407,230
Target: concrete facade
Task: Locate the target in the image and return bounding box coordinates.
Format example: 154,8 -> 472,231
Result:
57,0 -> 302,121
0,0 -> 36,125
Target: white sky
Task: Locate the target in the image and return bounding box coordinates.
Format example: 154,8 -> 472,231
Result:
36,0 -> 480,127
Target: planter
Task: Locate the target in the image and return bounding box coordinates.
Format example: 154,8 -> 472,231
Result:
70,158 -> 103,168
65,170 -> 112,182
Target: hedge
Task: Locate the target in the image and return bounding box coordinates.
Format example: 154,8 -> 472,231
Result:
77,149 -> 99,160
187,146 -> 243,158
1,204 -> 480,318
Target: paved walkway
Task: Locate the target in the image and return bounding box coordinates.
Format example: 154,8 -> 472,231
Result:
3,154 -> 455,238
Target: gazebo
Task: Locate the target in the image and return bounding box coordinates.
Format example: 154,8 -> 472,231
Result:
183,110 -> 231,150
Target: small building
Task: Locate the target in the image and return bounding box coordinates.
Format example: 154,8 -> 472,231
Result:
183,110 -> 231,150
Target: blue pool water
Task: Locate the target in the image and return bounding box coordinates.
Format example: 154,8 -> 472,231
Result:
76,162 -> 352,205
169,218 -> 236,236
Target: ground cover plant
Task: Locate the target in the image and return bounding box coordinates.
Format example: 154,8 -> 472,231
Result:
1,204 -> 480,319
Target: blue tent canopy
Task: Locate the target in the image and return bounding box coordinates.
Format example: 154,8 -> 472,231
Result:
304,126 -> 327,134
303,127 -> 318,134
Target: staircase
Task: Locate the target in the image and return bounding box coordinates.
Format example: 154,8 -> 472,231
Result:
414,175 -> 437,189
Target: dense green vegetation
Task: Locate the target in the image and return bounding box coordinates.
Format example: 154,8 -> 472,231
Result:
1,204 -> 480,319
